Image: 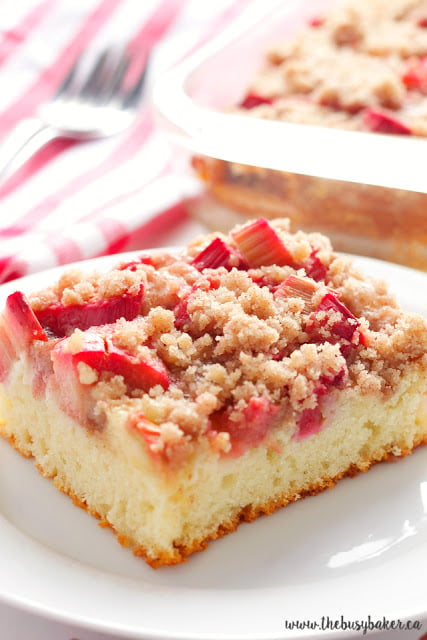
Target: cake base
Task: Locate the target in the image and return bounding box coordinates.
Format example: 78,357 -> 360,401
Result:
1,356 -> 426,568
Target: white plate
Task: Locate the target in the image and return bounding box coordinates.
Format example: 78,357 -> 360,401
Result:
0,252 -> 426,640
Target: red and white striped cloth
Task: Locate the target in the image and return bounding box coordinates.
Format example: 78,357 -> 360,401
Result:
0,0 -> 254,284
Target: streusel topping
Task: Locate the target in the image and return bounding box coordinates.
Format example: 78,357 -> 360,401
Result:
27,218 -> 427,461
235,0 -> 427,137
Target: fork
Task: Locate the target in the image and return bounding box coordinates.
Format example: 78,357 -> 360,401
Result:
0,45 -> 147,179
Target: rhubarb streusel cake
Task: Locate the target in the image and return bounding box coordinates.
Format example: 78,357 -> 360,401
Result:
235,0 -> 427,136
0,218 -> 427,568
192,0 -> 427,270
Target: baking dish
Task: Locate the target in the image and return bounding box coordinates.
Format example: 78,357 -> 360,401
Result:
153,0 -> 427,270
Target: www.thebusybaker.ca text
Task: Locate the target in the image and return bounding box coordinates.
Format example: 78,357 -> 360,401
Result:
284,615 -> 423,635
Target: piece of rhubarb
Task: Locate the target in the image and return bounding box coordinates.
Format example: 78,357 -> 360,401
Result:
303,249 -> 328,281
6,291 -> 48,345
210,397 -> 279,457
315,368 -> 347,396
231,218 -> 294,268
129,412 -> 162,450
0,291 -> 48,380
295,367 -> 346,440
50,339 -> 94,427
31,339 -> 60,398
362,108 -> 412,135
418,17 -> 427,27
173,287 -> 192,332
70,331 -> 170,392
306,292 -> 366,354
402,56 -> 427,92
35,284 -> 144,337
51,331 -> 168,427
250,274 -> 280,291
118,255 -> 153,271
191,237 -> 249,271
0,318 -> 18,382
239,93 -> 273,109
308,15 -> 324,27
274,275 -> 317,307
173,276 -> 220,331
296,406 -> 324,440
316,293 -> 359,341
295,362 -> 348,440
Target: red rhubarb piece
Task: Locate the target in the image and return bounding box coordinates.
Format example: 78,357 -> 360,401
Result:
306,292 -> 366,355
129,412 -> 162,449
173,277 -> 220,331
295,367 -> 347,440
316,292 -> 359,341
31,339 -> 60,398
418,17 -> 427,27
191,237 -> 249,271
303,249 -> 328,281
239,93 -> 273,109
51,332 -> 169,418
308,15 -> 324,27
402,56 -> 427,92
231,218 -> 294,268
5,291 -> 48,345
173,289 -> 192,331
362,108 -> 411,135
274,275 -> 317,306
249,274 -> 279,291
70,331 -> 169,392
318,368 -> 347,393
0,316 -> 14,381
50,340 -> 93,426
211,397 -> 279,457
0,291 -> 47,380
35,284 -> 144,337
296,406 -> 324,440
118,255 -> 153,271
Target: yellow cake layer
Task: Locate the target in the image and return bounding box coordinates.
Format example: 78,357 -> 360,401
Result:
1,355 -> 426,568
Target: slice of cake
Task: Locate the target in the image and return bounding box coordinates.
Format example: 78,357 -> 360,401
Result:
0,218 -> 426,568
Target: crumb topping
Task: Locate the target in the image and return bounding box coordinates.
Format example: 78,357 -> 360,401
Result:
30,268 -> 142,309
235,0 -> 427,137
23,218 -> 427,463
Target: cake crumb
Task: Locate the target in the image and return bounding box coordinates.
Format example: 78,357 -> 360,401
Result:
77,362 -> 98,385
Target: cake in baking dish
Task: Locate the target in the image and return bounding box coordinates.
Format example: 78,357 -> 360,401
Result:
192,0 -> 427,270
0,217 -> 427,568
236,0 -> 427,135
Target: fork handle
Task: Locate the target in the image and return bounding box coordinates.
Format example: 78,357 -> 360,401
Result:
0,118 -> 57,180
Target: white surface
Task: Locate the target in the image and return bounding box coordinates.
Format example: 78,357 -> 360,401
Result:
0,253 -> 426,640
153,0 -> 427,195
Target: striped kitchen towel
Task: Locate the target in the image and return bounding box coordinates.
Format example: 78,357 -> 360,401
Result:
0,0 -> 255,283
